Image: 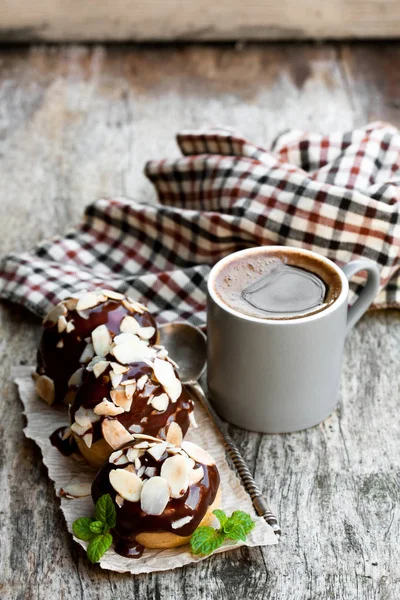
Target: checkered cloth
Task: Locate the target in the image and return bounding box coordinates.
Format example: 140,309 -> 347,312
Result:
1,122 -> 399,327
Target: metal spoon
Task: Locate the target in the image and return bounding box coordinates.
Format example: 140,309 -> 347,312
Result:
158,322 -> 281,538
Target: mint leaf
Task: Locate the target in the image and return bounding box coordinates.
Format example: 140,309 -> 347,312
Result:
94,494 -> 116,529
87,533 -> 113,564
213,509 -> 228,528
72,517 -> 96,541
89,520 -> 105,534
223,511 -> 255,541
190,526 -> 225,555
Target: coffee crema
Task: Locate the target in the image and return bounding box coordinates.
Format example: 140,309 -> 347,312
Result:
212,248 -> 342,320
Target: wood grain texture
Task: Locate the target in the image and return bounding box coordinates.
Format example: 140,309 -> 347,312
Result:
1,1 -> 400,41
0,43 -> 400,599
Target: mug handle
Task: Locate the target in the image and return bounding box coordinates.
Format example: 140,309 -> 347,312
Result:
341,259 -> 381,333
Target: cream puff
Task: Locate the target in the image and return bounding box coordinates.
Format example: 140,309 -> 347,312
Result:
35,289 -> 158,406
69,342 -> 196,469
91,436 -> 221,556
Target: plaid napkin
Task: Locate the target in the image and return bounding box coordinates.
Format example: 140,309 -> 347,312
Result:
1,122 -> 399,326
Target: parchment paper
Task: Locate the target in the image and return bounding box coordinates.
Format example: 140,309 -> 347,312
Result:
14,366 -> 277,574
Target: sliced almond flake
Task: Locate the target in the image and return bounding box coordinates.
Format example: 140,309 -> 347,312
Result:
166,422 -> 183,447
62,426 -> 72,440
75,406 -> 101,428
189,466 -> 205,485
138,326 -> 156,341
102,289 -> 125,301
115,494 -> 125,508
125,384 -> 136,401
35,375 -> 55,405
110,362 -> 129,374
128,424 -> 142,434
183,456 -> 195,471
59,482 -> 92,499
150,393 -> 169,412
109,449 -> 124,463
134,441 -> 150,449
93,360 -> 110,378
171,515 -> 194,530
134,457 -> 141,470
160,454 -> 190,498
66,320 -> 75,333
64,297 -> 79,311
166,446 -> 181,455
77,309 -> 90,319
164,378 -> 182,403
122,299 -> 136,313
140,477 -> 170,516
189,411 -> 198,429
181,441 -> 216,466
57,315 -> 68,333
79,342 -> 94,364
128,297 -> 148,313
137,466 -> 146,478
92,324 -> 112,357
102,419 -> 134,450
136,374 -> 148,391
166,356 -> 180,370
145,466 -> 157,478
71,422 -> 90,437
147,441 -> 168,461
110,390 -> 133,412
142,358 -> 155,368
111,338 -> 155,365
43,303 -> 67,325
83,432 -> 93,448
68,368 -> 83,388
126,448 -> 139,462
132,433 -> 162,443
120,315 -> 141,335
114,454 -> 129,466
109,468 -> 143,502
156,348 -> 168,359
120,378 -> 136,386
77,291 -> 107,312
94,399 -> 125,417
86,356 -> 104,371
110,371 -> 123,388
113,332 -> 137,345
147,394 -> 154,406
56,340 -> 64,349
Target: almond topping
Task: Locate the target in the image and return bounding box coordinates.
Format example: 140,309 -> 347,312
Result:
111,335 -> 155,364
109,468 -> 143,502
102,419 -> 134,450
94,399 -> 125,417
74,406 -> 101,427
64,297 -> 79,311
145,467 -> 157,478
93,360 -> 110,378
171,515 -> 194,530
153,358 -> 182,402
126,448 -> 140,462
66,320 -> 75,333
82,432 -> 93,448
35,375 -> 55,405
110,362 -> 129,374
147,441 -> 168,461
166,422 -> 183,446
91,324 -> 112,357
120,315 -> 141,335
110,371 -> 123,388
109,449 -> 124,463
160,454 -> 189,498
189,466 -> 204,485
189,411 -> 198,429
43,303 -> 67,325
138,326 -> 156,340
124,384 -> 136,401
140,477 -> 170,515
56,340 -> 64,348
79,342 -> 94,364
57,315 -> 68,333
71,422 -> 90,437
115,494 -> 125,508
68,368 -> 83,388
137,374 -> 148,391
76,291 -> 107,311
59,482 -> 92,498
102,289 -> 125,301
181,441 -> 216,466
151,393 -> 169,412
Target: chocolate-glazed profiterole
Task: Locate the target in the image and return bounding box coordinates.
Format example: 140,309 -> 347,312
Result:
92,436 -> 221,556
70,337 -> 196,469
35,289 -> 158,406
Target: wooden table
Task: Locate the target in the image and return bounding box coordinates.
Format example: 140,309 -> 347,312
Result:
1,43 -> 399,600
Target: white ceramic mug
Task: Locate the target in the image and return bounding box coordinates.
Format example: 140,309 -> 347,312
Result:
207,246 -> 381,433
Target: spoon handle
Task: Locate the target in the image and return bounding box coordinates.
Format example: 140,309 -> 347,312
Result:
188,382 -> 281,538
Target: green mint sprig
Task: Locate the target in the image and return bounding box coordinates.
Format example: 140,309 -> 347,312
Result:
190,509 -> 255,556
72,494 -> 116,563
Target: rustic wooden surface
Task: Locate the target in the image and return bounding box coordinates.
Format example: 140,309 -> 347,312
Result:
0,43 -> 400,600
1,1 -> 400,42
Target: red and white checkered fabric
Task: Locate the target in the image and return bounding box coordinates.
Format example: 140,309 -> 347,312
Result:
1,122 -> 400,326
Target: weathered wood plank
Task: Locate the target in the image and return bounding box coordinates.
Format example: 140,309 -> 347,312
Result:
0,43 -> 400,600
1,1 -> 400,42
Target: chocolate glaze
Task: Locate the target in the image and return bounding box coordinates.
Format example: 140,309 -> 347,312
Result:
92,447 -> 220,558
37,298 -> 157,403
70,362 -> 194,444
50,426 -> 79,456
